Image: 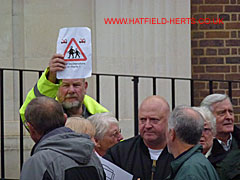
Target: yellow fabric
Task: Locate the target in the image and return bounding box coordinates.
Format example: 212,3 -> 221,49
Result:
83,95 -> 108,115
19,67 -> 108,124
19,68 -> 59,123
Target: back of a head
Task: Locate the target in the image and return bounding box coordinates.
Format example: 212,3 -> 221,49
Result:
25,96 -> 66,135
65,117 -> 96,138
169,105 -> 204,145
87,112 -> 118,140
200,93 -> 229,112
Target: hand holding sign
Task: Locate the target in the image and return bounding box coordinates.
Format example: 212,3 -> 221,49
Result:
48,54 -> 66,83
56,27 -> 92,79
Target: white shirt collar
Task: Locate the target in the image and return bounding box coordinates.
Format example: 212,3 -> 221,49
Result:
148,148 -> 163,160
217,133 -> 232,151
204,146 -> 213,158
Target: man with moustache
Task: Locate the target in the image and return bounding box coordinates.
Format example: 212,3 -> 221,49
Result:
20,54 -> 108,125
104,96 -> 174,180
201,94 -> 240,179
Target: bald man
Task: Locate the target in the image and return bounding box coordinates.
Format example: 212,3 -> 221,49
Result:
104,96 -> 174,180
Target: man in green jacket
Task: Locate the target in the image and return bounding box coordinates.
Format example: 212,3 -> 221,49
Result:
165,105 -> 219,180
20,54 -> 108,125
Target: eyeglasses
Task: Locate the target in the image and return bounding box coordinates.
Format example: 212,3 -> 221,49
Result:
110,129 -> 121,138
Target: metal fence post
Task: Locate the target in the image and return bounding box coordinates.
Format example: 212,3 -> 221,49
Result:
0,69 -> 5,179
209,80 -> 213,94
228,81 -> 232,101
96,75 -> 100,103
19,70 -> 24,170
190,79 -> 194,106
153,77 -> 156,95
115,76 -> 119,120
132,76 -> 139,136
171,79 -> 175,110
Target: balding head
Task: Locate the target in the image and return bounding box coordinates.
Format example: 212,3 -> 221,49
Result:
168,105 -> 204,145
140,96 -> 170,113
139,96 -> 170,149
25,96 -> 66,137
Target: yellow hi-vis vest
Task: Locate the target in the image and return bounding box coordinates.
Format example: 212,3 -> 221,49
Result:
19,68 -> 109,124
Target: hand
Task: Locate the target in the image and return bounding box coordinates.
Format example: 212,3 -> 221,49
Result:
48,54 -> 66,83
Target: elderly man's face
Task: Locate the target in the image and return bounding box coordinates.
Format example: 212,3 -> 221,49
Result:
212,98 -> 234,136
199,121 -> 214,154
139,99 -> 169,148
57,79 -> 87,109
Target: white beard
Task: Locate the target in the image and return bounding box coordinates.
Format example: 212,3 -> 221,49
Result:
62,101 -> 81,109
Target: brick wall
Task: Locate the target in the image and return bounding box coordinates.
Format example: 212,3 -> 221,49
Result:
191,0 -> 240,123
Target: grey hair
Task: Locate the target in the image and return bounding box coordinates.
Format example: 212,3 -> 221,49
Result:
192,106 -> 216,136
87,112 -> 119,140
168,105 -> 204,145
200,94 -> 229,112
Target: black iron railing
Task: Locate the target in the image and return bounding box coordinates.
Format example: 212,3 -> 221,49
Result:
0,67 -> 239,179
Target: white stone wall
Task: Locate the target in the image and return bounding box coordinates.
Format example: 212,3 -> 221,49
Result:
0,0 -> 190,178
94,0 -> 191,138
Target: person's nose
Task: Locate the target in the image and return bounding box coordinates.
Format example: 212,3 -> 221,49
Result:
67,85 -> 75,94
117,133 -> 123,142
225,111 -> 233,120
145,119 -> 152,129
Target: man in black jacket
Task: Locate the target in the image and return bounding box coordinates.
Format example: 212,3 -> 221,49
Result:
201,93 -> 240,179
104,96 -> 174,180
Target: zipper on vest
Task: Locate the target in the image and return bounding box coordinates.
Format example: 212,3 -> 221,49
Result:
151,160 -> 157,180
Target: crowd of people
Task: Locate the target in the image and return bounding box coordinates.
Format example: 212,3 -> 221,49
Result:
19,54 -> 240,180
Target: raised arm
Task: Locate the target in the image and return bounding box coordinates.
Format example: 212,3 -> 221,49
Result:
19,54 -> 66,124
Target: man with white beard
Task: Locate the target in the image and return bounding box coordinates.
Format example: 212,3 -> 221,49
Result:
20,54 -> 108,125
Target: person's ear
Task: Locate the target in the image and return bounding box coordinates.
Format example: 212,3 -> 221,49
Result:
84,81 -> 88,90
169,129 -> 176,142
27,122 -> 40,143
27,122 -> 33,133
64,113 -> 68,124
94,138 -> 101,148
91,137 -> 97,146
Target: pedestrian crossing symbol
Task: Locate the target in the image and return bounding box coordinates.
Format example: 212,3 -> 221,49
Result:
63,38 -> 87,61
56,27 -> 92,79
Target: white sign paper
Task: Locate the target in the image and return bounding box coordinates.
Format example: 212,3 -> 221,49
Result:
56,27 -> 92,79
97,154 -> 133,180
